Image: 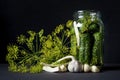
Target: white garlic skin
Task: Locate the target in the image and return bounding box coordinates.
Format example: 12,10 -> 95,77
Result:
43,66 -> 59,73
91,65 -> 100,72
59,65 -> 67,72
56,56 -> 83,73
68,60 -> 80,72
83,64 -> 91,72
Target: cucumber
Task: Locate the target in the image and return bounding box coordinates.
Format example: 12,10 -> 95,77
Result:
79,33 -> 91,64
91,32 -> 103,65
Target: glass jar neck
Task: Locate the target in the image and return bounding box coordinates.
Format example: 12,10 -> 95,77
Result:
73,10 -> 101,20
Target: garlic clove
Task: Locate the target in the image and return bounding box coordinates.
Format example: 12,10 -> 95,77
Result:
59,65 -> 67,72
91,65 -> 100,72
83,64 -> 91,72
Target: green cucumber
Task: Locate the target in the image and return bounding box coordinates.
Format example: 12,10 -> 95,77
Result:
79,33 -> 91,64
91,32 -> 103,65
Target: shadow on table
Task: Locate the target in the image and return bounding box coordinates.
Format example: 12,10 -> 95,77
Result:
102,64 -> 120,71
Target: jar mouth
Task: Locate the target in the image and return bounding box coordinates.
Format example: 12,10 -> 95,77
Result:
73,10 -> 101,20
77,10 -> 99,12
76,10 -> 100,14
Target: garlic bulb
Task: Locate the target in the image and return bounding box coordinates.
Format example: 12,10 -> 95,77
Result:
68,59 -> 82,72
83,64 -> 91,72
91,65 -> 100,72
42,63 -> 67,72
42,55 -> 83,73
56,56 -> 83,72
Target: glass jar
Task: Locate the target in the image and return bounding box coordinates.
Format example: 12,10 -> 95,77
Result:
71,10 -> 104,67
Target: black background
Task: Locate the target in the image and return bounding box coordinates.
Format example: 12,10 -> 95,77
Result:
0,0 -> 120,64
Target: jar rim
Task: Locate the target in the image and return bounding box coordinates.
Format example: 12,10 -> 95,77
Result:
73,10 -> 101,20
76,10 -> 100,12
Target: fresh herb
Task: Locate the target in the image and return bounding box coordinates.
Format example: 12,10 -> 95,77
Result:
6,20 -> 74,73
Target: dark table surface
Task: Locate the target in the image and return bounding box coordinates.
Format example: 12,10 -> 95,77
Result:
0,64 -> 120,80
